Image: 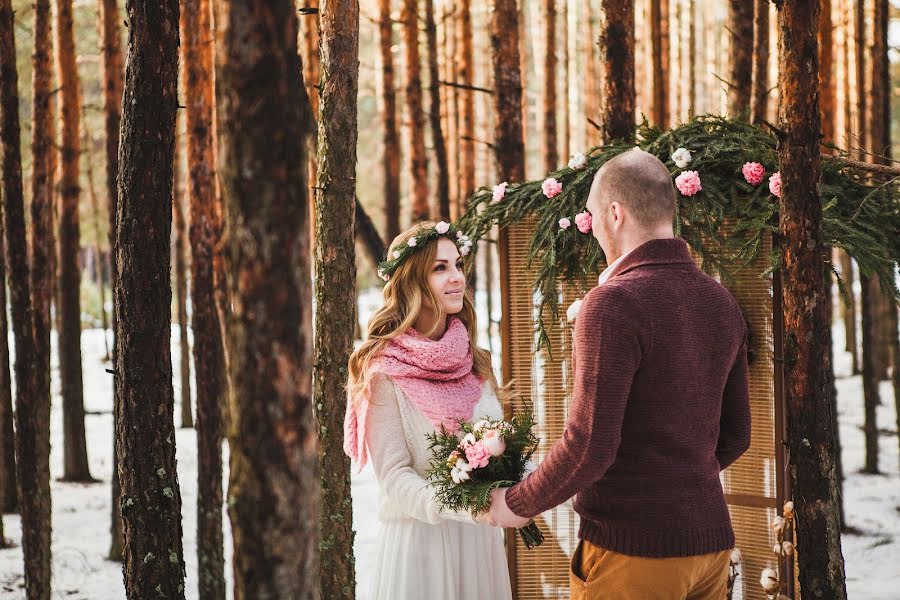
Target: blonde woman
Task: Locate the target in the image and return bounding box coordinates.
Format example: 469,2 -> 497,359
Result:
343,221 -> 512,600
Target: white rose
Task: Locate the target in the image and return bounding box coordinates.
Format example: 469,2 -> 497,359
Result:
672,147 -> 692,168
459,245 -> 471,256
435,221 -> 450,234
393,250 -> 401,259
455,458 -> 473,472
559,217 -> 571,230
407,237 -> 418,247
770,516 -> 785,534
481,429 -> 506,457
759,568 -> 779,593
472,420 -> 490,432
461,433 -> 477,447
566,299 -> 583,323
730,548 -> 743,564
568,152 -> 588,170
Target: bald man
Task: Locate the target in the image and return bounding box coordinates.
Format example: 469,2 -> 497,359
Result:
487,149 -> 751,600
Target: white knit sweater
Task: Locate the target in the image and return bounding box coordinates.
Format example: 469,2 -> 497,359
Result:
367,372 -> 504,525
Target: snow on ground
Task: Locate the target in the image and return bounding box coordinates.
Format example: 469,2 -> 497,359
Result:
0,298 -> 898,599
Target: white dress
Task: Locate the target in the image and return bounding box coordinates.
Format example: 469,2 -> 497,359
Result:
366,373 -> 513,600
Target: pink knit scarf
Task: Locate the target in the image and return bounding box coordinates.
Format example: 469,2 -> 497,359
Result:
343,317 -> 484,470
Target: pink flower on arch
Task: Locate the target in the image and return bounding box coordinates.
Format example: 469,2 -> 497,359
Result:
675,170 -> 702,196
574,211 -> 592,234
492,182 -> 508,203
742,162 -> 766,186
464,440 -> 492,469
768,171 -> 782,198
542,177 -> 563,198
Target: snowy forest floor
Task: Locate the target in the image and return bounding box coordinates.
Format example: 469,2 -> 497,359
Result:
0,310 -> 897,599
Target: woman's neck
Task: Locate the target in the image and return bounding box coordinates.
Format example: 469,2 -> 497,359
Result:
414,309 -> 448,340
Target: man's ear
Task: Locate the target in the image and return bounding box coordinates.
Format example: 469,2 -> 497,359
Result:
610,201 -> 623,224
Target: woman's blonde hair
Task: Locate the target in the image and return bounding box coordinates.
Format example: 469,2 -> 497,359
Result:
347,221 -> 502,407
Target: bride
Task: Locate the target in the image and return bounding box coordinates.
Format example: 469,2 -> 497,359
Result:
343,221 -> 512,600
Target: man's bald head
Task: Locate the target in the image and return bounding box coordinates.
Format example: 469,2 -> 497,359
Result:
589,148 -> 676,229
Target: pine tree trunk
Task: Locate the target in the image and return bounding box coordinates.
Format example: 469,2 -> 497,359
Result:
458,0 -> 475,202
445,2 -> 460,214
751,0 -> 769,122
379,0 -> 401,242
173,142 -> 193,429
868,0 -> 891,382
98,0 -> 126,560
819,0 -> 835,142
491,0 -> 526,183
0,226 -> 9,540
403,0 -> 429,221
860,274 -> 881,473
728,0 -> 753,118
56,0 -> 93,483
839,251 -> 859,373
543,0 -> 558,171
583,0 -> 597,143
1,0 -> 52,594
216,2 -> 319,597
560,0 -> 570,159
425,0 -> 450,219
316,1 -> 359,596
688,0 -> 696,117
181,0 -> 225,595
599,0 -> 635,143
650,0 -> 669,127
81,115 -> 110,360
115,0 -> 186,596
1,338 -> 14,514
854,0 -> 866,158
776,1 -> 848,597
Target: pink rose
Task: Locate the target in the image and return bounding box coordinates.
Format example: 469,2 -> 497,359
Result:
768,171 -> 782,198
541,177 -> 563,198
742,162 -> 765,185
675,170 -> 702,196
558,217 -> 571,230
464,440 -> 491,469
574,211 -> 592,233
481,429 -> 506,457
492,182 -> 508,203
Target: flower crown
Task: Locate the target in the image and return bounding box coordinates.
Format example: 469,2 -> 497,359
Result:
376,221 -> 473,282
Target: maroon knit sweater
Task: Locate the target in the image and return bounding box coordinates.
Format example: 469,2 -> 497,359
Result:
505,238 -> 751,558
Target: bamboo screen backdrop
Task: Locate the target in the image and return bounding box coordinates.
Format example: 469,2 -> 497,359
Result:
498,220 -> 789,600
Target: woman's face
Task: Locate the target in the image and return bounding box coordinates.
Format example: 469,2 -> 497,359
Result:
426,238 -> 466,315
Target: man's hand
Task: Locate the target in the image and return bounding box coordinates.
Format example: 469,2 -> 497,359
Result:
487,487 -> 531,529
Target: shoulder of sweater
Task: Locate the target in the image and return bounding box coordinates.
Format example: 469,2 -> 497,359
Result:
582,280 -> 646,318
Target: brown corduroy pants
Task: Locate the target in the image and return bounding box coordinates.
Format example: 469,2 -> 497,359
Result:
569,539 -> 732,600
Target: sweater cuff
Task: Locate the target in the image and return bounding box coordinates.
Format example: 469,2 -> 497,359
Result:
505,483 -> 533,519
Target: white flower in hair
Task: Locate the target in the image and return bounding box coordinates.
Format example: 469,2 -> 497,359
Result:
568,152 -> 588,170
457,230 -> 464,239
672,147 -> 692,169
435,221 -> 450,234
566,299 -> 583,323
393,250 -> 401,259
407,237 -> 418,247
459,245 -> 471,256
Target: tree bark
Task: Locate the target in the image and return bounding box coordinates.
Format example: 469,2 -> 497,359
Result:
819,0 -> 835,143
181,0 -> 225,595
316,2 -> 359,597
560,0 -> 569,158
56,0 -> 93,483
776,1 -> 848,597
839,251 -> 859,373
854,0 -> 866,158
215,1 -> 319,597
356,199 -> 387,268
173,140 -> 193,429
379,0 -> 400,241
728,0 -> 753,118
751,0 -> 768,123
98,0 -> 126,560
650,0 -> 670,127
0,218 -> 9,541
583,0 -> 597,144
425,0 -> 450,219
1,0 -> 52,594
458,0 -> 475,204
81,112 -> 110,360
860,274 -> 881,474
543,0 -> 558,171
491,0 -> 526,183
403,0 -> 429,221
598,0 -> 635,143
115,0 -> 186,596
688,0 -> 696,117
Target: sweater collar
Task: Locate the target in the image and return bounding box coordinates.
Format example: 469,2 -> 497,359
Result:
605,237 -> 694,281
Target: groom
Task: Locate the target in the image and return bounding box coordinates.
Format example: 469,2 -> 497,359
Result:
487,149 -> 751,600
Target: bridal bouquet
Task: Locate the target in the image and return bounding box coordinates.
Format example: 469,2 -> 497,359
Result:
425,411 -> 545,548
